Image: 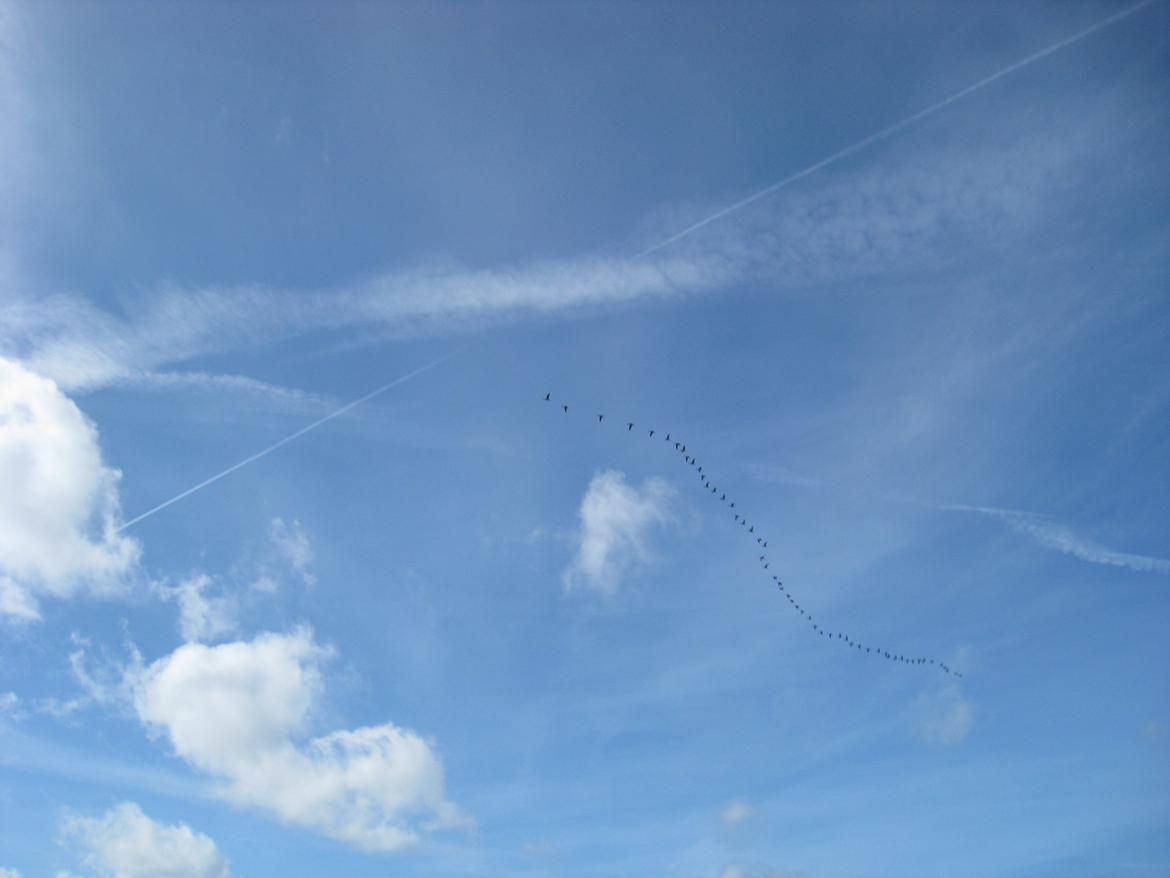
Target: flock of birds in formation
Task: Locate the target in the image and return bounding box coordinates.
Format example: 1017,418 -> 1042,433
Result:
545,393 -> 962,679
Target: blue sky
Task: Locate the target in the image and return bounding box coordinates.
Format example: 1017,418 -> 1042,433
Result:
1,2 -> 1168,876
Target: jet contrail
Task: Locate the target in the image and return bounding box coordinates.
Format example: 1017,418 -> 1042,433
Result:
116,354 -> 454,532
636,0 -> 1153,259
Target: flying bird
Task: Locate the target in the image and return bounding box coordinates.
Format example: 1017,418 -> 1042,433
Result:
539,392 -> 960,679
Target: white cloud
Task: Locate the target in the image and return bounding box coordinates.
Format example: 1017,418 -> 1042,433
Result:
941,504 -> 1170,575
720,799 -> 756,827
156,574 -> 238,643
117,370 -> 337,417
0,690 -> 24,721
0,575 -> 40,621
915,683 -> 975,746
0,119 -> 1102,396
562,470 -> 676,594
60,801 -> 228,878
0,866 -> 21,878
0,357 -> 140,620
128,629 -> 467,852
269,518 -> 315,587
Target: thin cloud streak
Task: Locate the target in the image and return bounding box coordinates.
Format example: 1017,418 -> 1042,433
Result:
636,0 -> 1153,258
116,354 -> 454,532
5,121 -> 1105,395
938,503 -> 1170,575
117,370 -> 339,415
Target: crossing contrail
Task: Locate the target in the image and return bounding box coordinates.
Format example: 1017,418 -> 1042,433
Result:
636,0 -> 1154,259
116,354 -> 454,532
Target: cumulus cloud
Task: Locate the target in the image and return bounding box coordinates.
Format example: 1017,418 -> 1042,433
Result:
915,683 -> 975,746
0,357 -> 140,620
562,470 -> 676,594
60,801 -> 229,878
269,518 -> 315,587
156,574 -> 238,643
128,629 -> 467,852
0,866 -> 20,878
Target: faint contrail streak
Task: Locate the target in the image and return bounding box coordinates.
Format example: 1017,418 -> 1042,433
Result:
636,0 -> 1153,259
116,354 -> 454,532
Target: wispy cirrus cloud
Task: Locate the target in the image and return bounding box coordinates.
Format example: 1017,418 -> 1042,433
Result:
1,117 -> 1106,395
117,370 -> 339,416
939,504 -> 1170,575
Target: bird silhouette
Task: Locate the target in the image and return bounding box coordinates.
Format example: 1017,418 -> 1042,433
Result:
598,414 -> 604,422
544,393 -> 551,401
627,422 -> 634,431
649,430 -> 655,438
562,405 -> 569,413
